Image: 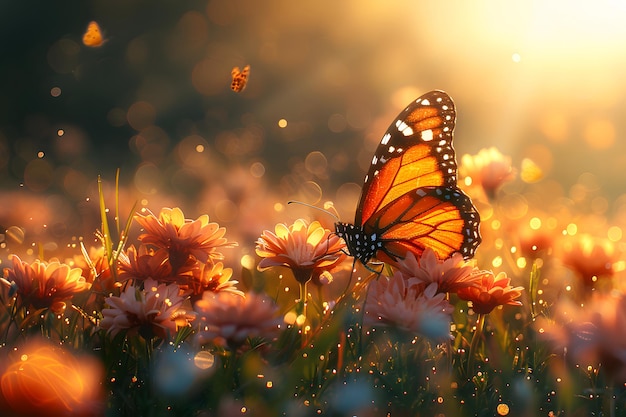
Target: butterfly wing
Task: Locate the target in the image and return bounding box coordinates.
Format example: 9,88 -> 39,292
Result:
354,90 -> 480,261
363,186 -> 481,262
231,65 -> 250,92
356,90 -> 458,226
83,21 -> 105,48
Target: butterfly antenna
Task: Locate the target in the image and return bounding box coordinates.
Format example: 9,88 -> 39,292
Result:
287,201 -> 340,223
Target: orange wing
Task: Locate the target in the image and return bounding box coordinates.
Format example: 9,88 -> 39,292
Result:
231,65 -> 250,92
83,21 -> 105,48
363,186 -> 481,262
337,90 -> 481,264
356,90 -> 457,225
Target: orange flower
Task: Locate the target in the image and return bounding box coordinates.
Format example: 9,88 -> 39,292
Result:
194,291 -> 282,348
460,147 -> 515,199
457,271 -> 523,314
1,255 -> 90,314
364,274 -> 453,341
134,207 -> 237,270
69,246 -> 120,312
100,279 -> 195,340
185,262 -> 243,299
0,342 -> 103,416
394,249 -> 478,294
69,246 -> 114,292
256,219 -> 346,284
561,234 -> 616,288
516,219 -> 556,259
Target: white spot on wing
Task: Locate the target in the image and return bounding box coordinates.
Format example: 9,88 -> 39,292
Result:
381,133 -> 391,145
396,120 -> 408,131
396,119 -> 414,136
421,129 -> 434,141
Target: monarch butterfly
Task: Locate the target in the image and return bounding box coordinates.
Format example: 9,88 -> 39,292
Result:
335,90 -> 481,266
82,21 -> 105,48
231,65 -> 250,92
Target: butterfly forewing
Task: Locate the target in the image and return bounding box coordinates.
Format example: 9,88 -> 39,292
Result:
356,90 -> 457,225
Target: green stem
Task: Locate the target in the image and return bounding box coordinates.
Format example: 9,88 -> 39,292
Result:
467,313 -> 486,375
606,382 -> 615,417
298,280 -> 308,319
316,284 -> 323,311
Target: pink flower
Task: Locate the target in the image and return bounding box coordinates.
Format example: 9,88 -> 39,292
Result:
394,249 -> 478,294
117,245 -> 196,284
117,245 -> 173,282
537,293 -> 626,382
134,207 -> 237,270
364,273 -> 453,342
457,271 -> 523,314
460,147 -> 515,199
194,291 -> 282,348
1,255 -> 90,314
100,279 -> 195,340
256,219 -> 346,284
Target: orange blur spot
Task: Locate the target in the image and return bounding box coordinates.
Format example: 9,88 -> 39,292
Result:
0,342 -> 103,416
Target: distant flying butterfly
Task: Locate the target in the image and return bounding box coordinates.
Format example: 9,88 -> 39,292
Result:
82,21 -> 105,47
231,65 -> 250,92
335,90 -> 481,266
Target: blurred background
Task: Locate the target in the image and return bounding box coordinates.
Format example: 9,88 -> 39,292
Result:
1,0 -> 626,267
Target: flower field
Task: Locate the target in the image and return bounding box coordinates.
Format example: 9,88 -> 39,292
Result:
0,146 -> 624,416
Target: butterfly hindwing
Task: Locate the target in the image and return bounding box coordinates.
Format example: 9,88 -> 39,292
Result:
357,90 -> 458,225
363,186 -> 480,263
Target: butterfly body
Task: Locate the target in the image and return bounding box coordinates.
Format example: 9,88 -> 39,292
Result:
335,222 -> 382,265
335,90 -> 481,265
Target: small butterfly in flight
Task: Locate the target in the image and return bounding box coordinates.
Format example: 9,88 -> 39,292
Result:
335,90 -> 481,266
82,21 -> 106,48
231,65 -> 250,92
